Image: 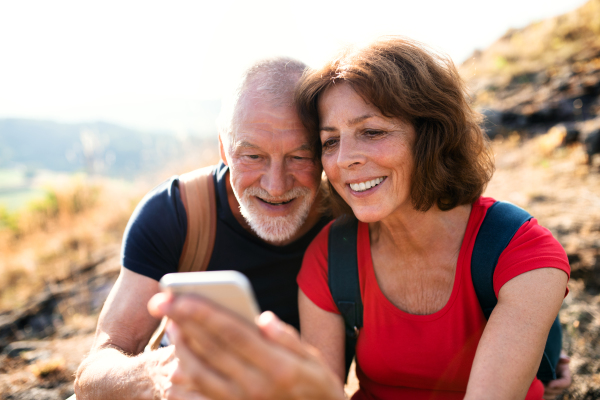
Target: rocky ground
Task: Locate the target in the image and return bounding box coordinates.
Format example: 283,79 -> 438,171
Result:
0,248 -> 120,399
485,134 -> 600,400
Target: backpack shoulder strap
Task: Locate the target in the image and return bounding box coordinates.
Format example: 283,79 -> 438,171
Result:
328,214 -> 362,380
471,201 -> 562,382
471,201 -> 532,318
146,165 -> 217,351
177,165 -> 217,273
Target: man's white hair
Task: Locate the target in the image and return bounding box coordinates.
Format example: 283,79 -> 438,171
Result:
217,57 -> 307,150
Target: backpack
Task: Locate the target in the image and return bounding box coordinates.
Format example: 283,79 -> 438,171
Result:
146,165 -> 218,351
328,201 -> 562,383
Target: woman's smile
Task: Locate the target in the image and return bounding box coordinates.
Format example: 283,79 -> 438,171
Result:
348,176 -> 386,192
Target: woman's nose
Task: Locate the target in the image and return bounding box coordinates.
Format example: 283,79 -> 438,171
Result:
336,136 -> 365,169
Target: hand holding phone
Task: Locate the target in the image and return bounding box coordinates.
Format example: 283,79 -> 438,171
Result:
159,270 -> 261,324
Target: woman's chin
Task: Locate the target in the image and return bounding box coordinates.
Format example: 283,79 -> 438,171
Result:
350,208 -> 387,223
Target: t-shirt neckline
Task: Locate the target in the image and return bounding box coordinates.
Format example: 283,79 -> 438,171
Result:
360,202 -> 482,322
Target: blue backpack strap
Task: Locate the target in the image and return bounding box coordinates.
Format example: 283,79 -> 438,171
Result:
471,201 -> 562,382
328,214 -> 362,381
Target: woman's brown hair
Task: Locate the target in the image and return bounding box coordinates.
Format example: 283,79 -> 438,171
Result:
296,36 -> 495,214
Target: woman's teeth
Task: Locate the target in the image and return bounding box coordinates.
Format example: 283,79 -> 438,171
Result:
349,177 -> 384,192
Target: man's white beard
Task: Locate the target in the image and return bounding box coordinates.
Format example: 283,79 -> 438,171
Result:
234,185 -> 314,244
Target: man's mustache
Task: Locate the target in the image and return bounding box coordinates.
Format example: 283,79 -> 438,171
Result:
243,186 -> 311,203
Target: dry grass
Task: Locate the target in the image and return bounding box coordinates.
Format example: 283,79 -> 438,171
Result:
28,357 -> 66,378
0,178 -> 141,312
460,0 -> 600,98
0,144 -> 221,314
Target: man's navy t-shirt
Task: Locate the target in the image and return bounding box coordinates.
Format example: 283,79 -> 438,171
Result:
121,162 -> 330,330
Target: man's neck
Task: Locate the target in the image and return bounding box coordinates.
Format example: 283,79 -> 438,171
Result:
224,171 -> 323,246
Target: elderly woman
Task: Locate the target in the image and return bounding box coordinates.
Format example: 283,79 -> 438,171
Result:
295,37 -> 570,400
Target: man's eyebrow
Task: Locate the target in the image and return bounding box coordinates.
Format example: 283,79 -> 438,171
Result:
292,143 -> 313,152
234,141 -> 312,153
320,114 -> 376,132
234,141 -> 261,150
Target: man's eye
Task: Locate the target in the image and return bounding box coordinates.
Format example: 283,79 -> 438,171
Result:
246,155 -> 260,159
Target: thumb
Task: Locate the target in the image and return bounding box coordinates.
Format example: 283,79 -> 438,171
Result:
257,312 -> 307,357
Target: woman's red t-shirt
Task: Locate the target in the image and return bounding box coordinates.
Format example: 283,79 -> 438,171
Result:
297,197 -> 570,400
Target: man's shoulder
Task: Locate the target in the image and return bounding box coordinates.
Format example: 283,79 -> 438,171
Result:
121,175 -> 190,280
134,176 -> 185,219
135,163 -> 220,218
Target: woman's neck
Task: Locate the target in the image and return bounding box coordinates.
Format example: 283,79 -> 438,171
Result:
369,203 -> 472,260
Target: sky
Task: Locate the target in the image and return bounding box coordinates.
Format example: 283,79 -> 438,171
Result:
0,0 -> 589,136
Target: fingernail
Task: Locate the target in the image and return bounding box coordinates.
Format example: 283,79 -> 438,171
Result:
258,311 -> 282,335
148,292 -> 174,316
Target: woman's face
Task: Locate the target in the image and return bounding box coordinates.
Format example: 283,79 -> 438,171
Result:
318,83 -> 416,222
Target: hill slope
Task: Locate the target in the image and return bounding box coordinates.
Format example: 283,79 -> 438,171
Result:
460,0 -> 600,136
0,119 -> 216,178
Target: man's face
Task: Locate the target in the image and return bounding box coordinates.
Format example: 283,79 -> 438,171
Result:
221,96 -> 322,244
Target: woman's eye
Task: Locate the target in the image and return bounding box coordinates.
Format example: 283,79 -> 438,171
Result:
364,130 -> 385,138
322,138 -> 339,150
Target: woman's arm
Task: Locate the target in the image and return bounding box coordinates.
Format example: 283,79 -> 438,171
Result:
298,289 -> 347,383
465,267 -> 568,400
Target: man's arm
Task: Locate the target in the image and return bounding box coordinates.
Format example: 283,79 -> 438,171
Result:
74,268 -> 172,400
543,353 -> 572,400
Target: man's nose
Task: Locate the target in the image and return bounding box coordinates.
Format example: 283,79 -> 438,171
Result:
336,136 -> 366,169
261,159 -> 290,197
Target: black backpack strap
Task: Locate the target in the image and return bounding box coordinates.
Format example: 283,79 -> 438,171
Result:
471,201 -> 561,382
328,214 -> 362,381
471,201 -> 533,318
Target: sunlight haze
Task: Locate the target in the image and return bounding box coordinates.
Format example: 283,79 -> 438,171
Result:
0,0 -> 588,134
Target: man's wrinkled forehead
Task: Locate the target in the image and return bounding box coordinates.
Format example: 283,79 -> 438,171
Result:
232,138 -> 313,154
228,95 -> 315,155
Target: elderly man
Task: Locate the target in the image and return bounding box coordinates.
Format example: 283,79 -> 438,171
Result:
73,57 -> 336,399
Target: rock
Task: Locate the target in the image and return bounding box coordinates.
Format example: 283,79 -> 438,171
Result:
480,109 -> 504,139
4,388 -> 62,400
584,129 -> 600,165
0,291 -> 64,352
2,341 -> 39,358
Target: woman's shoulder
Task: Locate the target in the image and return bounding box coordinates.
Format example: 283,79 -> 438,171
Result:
473,196 -> 498,210
493,215 -> 570,296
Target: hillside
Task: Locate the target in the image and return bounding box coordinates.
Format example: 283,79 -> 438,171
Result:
456,2 -> 600,397
460,0 -> 600,137
0,119 -> 217,178
1,2 -> 600,399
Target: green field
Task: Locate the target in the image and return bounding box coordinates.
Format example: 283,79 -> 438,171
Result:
0,168 -> 48,211
0,188 -> 47,211
0,168 -> 26,187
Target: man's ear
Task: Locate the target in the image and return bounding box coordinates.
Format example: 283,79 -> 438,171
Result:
218,134 -> 228,166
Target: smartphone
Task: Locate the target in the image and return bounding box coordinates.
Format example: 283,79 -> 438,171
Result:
159,270 -> 261,324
